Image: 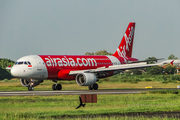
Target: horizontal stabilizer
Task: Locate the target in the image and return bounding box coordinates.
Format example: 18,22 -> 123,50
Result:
6,65 -> 12,70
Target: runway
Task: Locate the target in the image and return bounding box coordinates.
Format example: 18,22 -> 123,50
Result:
0,88 -> 178,96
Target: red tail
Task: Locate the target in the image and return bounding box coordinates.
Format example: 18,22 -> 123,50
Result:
113,22 -> 135,58
170,60 -> 174,66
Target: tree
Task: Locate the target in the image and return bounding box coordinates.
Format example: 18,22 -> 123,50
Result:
146,66 -> 164,75
168,54 -> 178,60
95,50 -> 113,55
131,69 -> 142,75
164,66 -> 176,74
0,58 -> 15,80
0,67 -> 13,80
85,50 -> 113,55
0,58 -> 15,69
85,52 -> 94,55
146,56 -> 157,64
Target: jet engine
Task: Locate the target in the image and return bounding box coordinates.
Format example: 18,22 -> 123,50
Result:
76,73 -> 98,86
20,79 -> 43,87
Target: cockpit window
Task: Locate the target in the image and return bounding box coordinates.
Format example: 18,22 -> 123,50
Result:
27,61 -> 31,65
15,61 -> 31,65
18,62 -> 23,65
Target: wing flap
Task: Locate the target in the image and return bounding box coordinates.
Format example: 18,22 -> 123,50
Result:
128,58 -> 164,64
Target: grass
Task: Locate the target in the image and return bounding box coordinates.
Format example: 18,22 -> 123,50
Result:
0,76 -> 180,91
1,75 -> 180,119
0,80 -> 179,91
70,116 -> 180,120
1,93 -> 180,119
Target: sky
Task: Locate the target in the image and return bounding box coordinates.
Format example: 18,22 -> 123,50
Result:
0,0 -> 180,61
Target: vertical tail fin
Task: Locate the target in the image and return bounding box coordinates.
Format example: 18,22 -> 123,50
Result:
170,60 -> 174,66
113,22 -> 135,58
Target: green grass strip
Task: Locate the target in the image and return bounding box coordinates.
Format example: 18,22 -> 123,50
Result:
1,94 -> 180,119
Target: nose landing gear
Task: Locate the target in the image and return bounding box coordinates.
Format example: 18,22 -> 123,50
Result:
28,86 -> 34,91
28,79 -> 34,91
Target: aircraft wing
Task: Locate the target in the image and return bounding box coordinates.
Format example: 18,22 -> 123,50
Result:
69,62 -> 159,75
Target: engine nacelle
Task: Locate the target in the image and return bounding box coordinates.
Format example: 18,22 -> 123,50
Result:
76,73 -> 98,86
20,79 -> 43,87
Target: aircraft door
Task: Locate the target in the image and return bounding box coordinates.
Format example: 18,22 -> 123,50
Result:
33,57 -> 48,79
34,57 -> 43,71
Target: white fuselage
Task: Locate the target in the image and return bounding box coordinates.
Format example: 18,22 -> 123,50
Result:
11,55 -> 48,80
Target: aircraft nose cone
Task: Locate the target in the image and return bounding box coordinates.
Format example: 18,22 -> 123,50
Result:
11,67 -> 19,77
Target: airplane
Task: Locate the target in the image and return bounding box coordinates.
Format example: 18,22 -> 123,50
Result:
159,59 -> 180,66
8,22 -> 160,91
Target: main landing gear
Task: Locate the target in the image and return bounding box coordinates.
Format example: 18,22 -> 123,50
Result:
52,80 -> 62,90
88,83 -> 98,90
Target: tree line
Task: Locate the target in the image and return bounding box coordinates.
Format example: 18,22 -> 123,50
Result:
0,58 -> 15,80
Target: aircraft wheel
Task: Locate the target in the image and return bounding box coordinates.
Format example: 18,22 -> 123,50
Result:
92,83 -> 98,90
56,84 -> 62,90
52,84 -> 57,90
28,87 -> 34,91
88,85 -> 93,90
